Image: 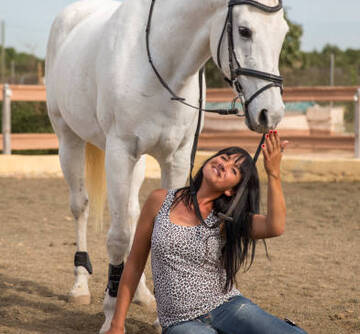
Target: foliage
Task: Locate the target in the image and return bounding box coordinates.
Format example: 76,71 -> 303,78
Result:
10,149 -> 58,155
0,101 -> 53,133
205,59 -> 228,88
297,46 -> 360,86
279,10 -> 303,68
0,46 -> 44,84
280,47 -> 360,86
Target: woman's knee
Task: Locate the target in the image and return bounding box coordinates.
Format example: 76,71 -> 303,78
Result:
211,296 -> 307,334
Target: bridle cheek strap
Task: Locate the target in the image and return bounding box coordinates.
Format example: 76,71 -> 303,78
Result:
216,0 -> 283,121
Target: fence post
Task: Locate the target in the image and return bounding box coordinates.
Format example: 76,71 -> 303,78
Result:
355,89 -> 360,159
2,83 -> 12,154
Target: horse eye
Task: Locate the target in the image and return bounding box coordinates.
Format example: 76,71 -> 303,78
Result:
239,27 -> 252,39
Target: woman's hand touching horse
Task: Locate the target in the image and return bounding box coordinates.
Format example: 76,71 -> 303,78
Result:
250,131 -> 288,240
262,130 -> 289,180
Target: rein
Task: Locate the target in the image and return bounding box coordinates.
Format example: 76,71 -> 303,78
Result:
145,0 -> 283,225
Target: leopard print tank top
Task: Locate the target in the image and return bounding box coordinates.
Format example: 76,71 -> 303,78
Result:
151,189 -> 240,328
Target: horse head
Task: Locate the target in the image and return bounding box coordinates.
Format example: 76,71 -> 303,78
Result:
210,0 -> 289,133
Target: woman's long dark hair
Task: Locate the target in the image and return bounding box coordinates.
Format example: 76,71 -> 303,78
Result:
172,147 -> 260,292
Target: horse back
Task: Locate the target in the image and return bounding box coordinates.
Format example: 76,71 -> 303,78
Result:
46,0 -> 119,76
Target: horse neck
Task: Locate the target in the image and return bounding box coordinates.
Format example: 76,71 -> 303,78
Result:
149,0 -> 226,90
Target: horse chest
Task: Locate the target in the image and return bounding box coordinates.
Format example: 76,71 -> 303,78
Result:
113,110 -> 196,156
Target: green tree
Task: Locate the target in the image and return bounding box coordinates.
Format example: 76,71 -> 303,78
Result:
287,44 -> 360,86
0,46 -> 44,84
280,9 -> 303,68
205,59 -> 228,88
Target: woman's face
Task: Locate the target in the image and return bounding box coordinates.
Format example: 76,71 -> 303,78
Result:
202,153 -> 243,194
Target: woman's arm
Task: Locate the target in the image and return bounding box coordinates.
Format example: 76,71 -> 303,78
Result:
251,130 -> 288,240
105,189 -> 167,334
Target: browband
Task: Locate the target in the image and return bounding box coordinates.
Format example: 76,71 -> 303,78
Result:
229,0 -> 283,12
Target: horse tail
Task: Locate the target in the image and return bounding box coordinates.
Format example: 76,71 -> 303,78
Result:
85,143 -> 107,232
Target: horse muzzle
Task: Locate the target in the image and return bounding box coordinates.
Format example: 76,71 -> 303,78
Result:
245,102 -> 285,133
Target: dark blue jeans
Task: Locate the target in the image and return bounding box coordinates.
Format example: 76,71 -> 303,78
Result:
162,295 -> 307,334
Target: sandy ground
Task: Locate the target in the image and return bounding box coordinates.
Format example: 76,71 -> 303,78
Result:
0,177 -> 359,334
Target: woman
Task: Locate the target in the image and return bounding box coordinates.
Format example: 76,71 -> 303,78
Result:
105,130 -> 307,334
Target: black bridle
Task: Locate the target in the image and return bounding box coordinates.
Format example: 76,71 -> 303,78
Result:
145,0 -> 284,225
217,0 -> 284,130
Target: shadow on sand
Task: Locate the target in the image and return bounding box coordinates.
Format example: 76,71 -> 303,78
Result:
0,272 -> 156,334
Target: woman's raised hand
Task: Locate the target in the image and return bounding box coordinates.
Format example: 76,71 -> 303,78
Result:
261,130 -> 288,180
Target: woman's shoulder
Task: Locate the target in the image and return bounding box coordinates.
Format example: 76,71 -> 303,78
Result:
148,188 -> 168,202
148,188 -> 179,200
138,189 -> 167,222
144,188 -> 170,215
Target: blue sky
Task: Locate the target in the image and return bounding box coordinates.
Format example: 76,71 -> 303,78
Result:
285,0 -> 360,51
1,0 -> 360,58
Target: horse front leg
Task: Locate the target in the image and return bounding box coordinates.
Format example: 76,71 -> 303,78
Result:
106,154 -> 155,308
100,139 -> 149,333
159,143 -> 192,190
128,155 -> 156,308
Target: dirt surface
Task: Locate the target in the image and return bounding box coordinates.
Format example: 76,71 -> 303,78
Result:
0,177 -> 359,334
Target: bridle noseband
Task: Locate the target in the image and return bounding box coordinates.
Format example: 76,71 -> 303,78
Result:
145,0 -> 284,226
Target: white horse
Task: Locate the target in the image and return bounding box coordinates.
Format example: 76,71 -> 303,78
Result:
45,0 -> 288,332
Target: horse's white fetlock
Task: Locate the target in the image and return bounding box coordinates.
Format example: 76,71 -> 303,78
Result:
100,292 -> 117,334
68,266 -> 91,304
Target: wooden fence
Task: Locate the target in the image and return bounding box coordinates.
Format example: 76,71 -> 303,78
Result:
1,85 -> 360,157
207,86 -> 360,103
1,84 -> 359,102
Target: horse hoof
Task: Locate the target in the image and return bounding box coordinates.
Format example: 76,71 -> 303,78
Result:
68,294 -> 91,304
